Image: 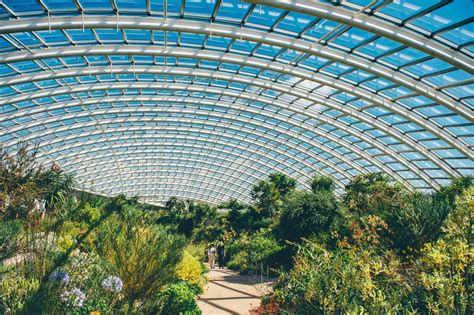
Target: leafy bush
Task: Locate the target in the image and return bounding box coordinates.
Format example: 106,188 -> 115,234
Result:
95,211 -> 186,311
311,175 -> 335,192
78,203 -> 101,224
274,241 -> 409,314
383,192 -> 452,251
1,276 -> 40,313
176,246 -> 206,293
343,173 -> 404,216
279,190 -> 338,242
159,282 -> 202,315
227,231 -> 282,273
0,220 -> 22,261
413,186 -> 473,313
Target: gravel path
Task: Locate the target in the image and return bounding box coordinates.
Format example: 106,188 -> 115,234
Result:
198,267 -> 273,315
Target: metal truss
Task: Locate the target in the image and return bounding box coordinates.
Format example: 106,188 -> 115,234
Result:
3,82 -> 460,181
245,0 -> 473,72
5,95 -> 441,189
0,0 -> 472,204
0,17 -> 470,121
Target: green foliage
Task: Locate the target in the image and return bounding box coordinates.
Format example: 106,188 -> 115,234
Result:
3,146 -> 472,314
279,189 -> 338,242
1,276 -> 40,313
251,180 -> 281,217
219,199 -> 246,233
161,198 -> 222,242
227,230 -> 282,273
414,186 -> 473,314
78,203 -> 101,224
0,149 -> 204,314
0,220 -> 22,261
250,173 -> 296,218
311,175 -> 335,193
268,173 -> 296,199
274,241 -> 409,314
0,145 -> 75,220
270,177 -> 473,314
344,173 -> 404,216
176,245 -> 207,292
383,192 -> 452,251
95,211 -> 186,310
159,282 -> 202,315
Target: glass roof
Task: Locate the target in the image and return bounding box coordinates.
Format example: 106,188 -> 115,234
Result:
0,0 -> 472,205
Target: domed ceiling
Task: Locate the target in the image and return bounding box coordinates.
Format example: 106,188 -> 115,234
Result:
0,0 -> 472,205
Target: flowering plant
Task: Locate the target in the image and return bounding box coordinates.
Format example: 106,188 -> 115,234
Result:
101,276 -> 123,293
49,271 -> 70,284
61,287 -> 85,308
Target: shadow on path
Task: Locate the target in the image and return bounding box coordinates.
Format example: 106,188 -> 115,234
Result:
198,267 -> 273,315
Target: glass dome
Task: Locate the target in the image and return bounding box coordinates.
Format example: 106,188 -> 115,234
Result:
0,0 -> 472,205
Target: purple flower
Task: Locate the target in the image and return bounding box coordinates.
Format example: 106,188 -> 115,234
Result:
101,276 -> 123,293
50,271 -> 70,284
61,287 -> 85,308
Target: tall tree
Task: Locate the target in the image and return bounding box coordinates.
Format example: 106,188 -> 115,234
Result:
251,173 -> 296,217
269,173 -> 297,199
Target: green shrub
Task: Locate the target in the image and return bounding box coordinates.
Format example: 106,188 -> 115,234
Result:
279,190 -> 338,242
95,212 -> 186,311
383,192 -> 452,251
0,220 -> 22,261
227,231 -> 282,273
311,175 -> 335,193
79,203 -> 101,224
227,250 -> 250,273
274,241 -> 409,314
414,186 -> 473,313
176,246 -> 206,293
159,282 -> 202,315
343,173 -> 404,216
1,276 -> 40,313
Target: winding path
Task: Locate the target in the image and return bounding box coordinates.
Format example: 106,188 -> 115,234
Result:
198,267 -> 273,315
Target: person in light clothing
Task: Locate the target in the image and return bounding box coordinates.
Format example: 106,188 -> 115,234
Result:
208,244 -> 216,269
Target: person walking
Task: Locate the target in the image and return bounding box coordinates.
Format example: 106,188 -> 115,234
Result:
208,244 -> 216,269
217,241 -> 225,269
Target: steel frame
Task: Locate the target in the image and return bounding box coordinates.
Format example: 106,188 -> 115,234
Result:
3,82 -> 459,181
0,1 -> 472,204
5,94 -> 441,189
0,17 -> 470,121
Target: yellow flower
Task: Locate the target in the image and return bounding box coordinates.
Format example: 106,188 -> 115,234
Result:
90,312 -> 100,315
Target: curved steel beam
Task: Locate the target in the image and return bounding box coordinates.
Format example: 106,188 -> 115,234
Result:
78,185 -> 234,206
72,156 -> 265,190
29,121 -> 350,189
64,147 -> 308,202
4,94 -> 444,189
1,92 -> 438,190
70,157 -> 272,204
111,185 -> 253,206
18,116 -> 360,185
89,170 -> 253,193
1,65 -> 468,162
245,0 -> 473,73
51,122 -> 366,181
41,138 -> 323,197
2,82 -> 459,181
1,48 -> 469,160
61,146 -> 280,180
0,17 -> 468,121
90,172 -> 254,203
7,102 -> 427,190
100,182 -> 251,206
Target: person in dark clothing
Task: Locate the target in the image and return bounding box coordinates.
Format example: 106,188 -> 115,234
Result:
217,241 -> 225,269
